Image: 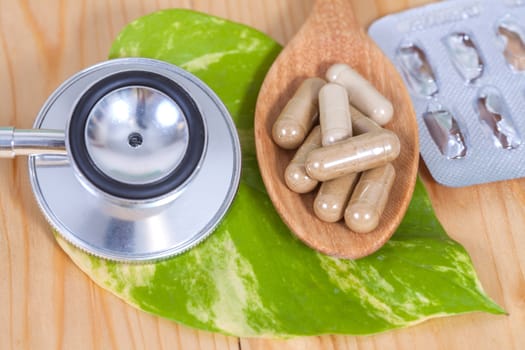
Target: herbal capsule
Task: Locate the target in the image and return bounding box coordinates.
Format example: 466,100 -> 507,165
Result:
350,105 -> 381,135
319,83 -> 352,146
305,129 -> 400,182
284,126 -> 322,193
344,163 -> 396,233
326,63 -> 393,126
272,77 -> 326,149
313,173 -> 359,223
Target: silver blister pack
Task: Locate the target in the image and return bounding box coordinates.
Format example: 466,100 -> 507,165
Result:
369,0 -> 525,187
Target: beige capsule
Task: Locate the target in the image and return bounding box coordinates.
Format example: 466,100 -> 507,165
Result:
344,163 -> 396,233
284,126 -> 322,193
326,63 -> 393,126
313,173 -> 360,223
350,105 -> 381,135
305,129 -> 400,182
319,83 -> 352,146
272,77 -> 326,149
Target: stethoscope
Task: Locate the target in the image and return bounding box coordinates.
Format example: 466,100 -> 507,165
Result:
0,58 -> 241,262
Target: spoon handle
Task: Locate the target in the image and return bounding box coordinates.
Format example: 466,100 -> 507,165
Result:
0,127 -> 66,158
284,0 -> 366,78
310,0 -> 359,29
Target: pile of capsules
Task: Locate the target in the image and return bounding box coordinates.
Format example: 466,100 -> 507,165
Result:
272,63 -> 400,233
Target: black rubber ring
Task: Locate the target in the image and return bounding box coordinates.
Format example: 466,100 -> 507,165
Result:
69,70 -> 205,200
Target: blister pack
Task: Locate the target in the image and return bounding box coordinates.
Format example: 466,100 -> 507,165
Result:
369,0 -> 525,187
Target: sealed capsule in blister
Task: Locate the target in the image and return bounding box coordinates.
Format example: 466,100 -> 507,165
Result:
345,163 -> 395,233
284,126 -> 322,193
319,83 -> 352,146
313,173 -> 359,223
305,129 -> 400,182
272,77 -> 325,149
326,63 -> 393,125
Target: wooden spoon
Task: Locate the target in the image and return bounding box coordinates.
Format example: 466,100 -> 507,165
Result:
254,0 -> 419,259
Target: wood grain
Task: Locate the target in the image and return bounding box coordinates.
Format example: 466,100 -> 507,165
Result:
0,0 -> 523,349
254,0 -> 418,259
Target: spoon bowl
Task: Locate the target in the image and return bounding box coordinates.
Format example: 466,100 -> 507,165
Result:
254,0 -> 419,259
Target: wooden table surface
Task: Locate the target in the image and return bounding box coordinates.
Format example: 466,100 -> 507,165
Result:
1,0 -> 524,349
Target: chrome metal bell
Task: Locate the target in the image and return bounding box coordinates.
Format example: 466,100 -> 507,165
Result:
0,58 -> 241,262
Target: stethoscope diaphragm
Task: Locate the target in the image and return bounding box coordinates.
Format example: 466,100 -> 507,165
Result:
0,58 -> 241,262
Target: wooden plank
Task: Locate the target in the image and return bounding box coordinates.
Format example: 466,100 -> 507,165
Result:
0,0 -> 522,349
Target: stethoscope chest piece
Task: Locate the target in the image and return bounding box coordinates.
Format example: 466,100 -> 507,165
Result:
4,58 -> 241,262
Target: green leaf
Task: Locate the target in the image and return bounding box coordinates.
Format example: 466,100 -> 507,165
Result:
57,9 -> 504,337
